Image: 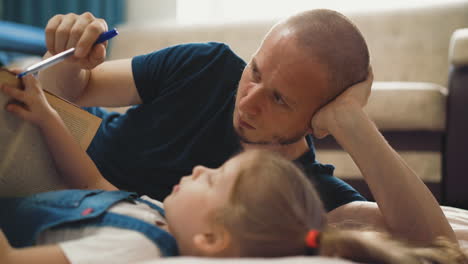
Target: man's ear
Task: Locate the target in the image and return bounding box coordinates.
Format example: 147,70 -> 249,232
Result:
193,228 -> 232,256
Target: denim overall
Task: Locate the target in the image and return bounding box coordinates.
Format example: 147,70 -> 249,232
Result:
0,189 -> 179,256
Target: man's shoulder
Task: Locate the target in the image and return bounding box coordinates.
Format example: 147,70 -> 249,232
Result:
176,41 -> 231,51
183,42 -> 243,63
139,42 -> 243,63
132,41 -> 246,82
130,41 -> 245,103
175,42 -> 234,53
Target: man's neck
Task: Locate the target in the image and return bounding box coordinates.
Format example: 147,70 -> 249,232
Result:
241,137 -> 309,160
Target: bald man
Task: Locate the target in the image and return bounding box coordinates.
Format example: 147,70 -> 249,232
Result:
38,9 -> 369,213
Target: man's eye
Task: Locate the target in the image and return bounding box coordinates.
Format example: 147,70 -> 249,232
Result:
273,93 -> 286,105
251,67 -> 261,82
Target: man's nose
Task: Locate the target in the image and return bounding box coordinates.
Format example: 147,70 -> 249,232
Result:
239,85 -> 263,116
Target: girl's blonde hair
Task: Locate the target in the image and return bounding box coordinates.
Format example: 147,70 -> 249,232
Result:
211,150 -> 468,263
319,229 -> 467,264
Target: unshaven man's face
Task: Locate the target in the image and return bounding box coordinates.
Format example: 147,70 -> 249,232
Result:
233,25 -> 329,146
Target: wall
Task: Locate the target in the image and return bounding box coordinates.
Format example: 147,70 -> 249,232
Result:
125,0 -> 176,24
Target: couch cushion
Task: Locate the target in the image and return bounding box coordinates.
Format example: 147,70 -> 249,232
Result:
366,82 -> 447,131
450,28 -> 468,66
316,150 -> 441,183
348,1 -> 468,87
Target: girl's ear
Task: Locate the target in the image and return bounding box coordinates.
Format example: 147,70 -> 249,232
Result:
193,228 -> 232,256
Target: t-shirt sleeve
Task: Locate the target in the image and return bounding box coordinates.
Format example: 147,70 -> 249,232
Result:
131,42 -> 236,104
303,163 -> 367,212
59,228 -> 162,264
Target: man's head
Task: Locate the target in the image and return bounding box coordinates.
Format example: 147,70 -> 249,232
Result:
233,9 -> 369,146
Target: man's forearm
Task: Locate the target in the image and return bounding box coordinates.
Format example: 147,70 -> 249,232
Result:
329,105 -> 456,243
38,52 -> 90,103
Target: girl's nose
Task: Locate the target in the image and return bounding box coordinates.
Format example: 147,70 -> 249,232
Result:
191,165 -> 206,180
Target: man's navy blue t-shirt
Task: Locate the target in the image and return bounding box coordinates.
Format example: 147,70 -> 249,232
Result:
85,42 -> 366,212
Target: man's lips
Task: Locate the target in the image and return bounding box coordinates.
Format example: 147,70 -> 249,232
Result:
173,184 -> 180,193
239,118 -> 255,129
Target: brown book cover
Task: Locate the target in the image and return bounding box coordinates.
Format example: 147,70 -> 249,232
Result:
0,68 -> 102,196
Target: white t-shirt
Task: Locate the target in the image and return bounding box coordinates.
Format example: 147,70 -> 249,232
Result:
36,196 -> 168,264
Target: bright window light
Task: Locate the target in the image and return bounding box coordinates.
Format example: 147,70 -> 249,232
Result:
177,0 -> 454,23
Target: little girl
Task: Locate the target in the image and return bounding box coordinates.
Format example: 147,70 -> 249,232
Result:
0,73 -> 466,264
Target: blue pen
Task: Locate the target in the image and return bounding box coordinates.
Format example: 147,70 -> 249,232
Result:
17,28 -> 119,78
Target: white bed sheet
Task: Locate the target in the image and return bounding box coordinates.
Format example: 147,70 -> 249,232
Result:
444,206 -> 468,250
139,206 -> 468,264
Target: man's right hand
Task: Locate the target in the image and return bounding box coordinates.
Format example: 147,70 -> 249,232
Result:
45,12 -> 108,69
310,67 -> 373,139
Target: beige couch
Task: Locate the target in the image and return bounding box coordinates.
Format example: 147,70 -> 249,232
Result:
108,0 -> 468,208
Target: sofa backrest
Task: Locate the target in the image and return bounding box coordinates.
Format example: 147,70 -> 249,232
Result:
350,1 -> 468,87
109,0 -> 468,87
